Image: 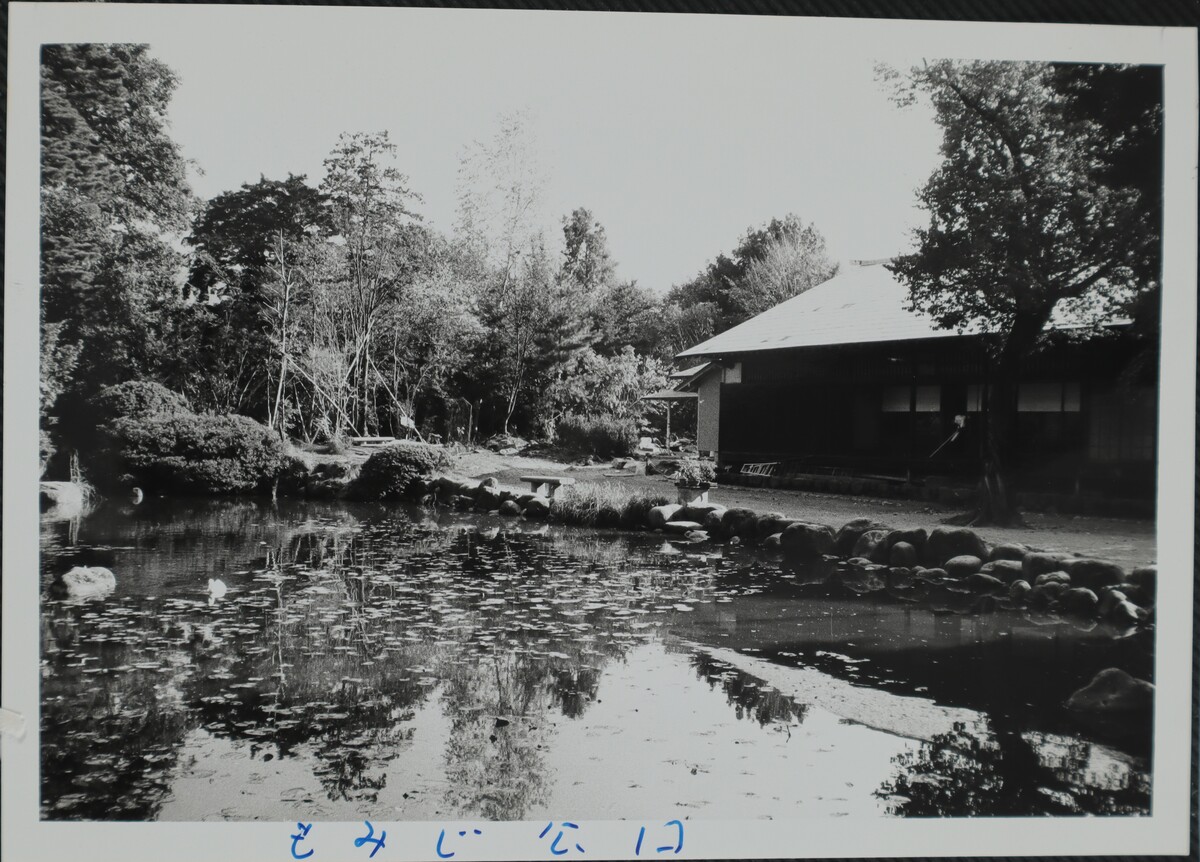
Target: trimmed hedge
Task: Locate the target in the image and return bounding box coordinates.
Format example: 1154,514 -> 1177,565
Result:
107,412 -> 285,494
350,442 -> 454,501
555,414 -> 637,459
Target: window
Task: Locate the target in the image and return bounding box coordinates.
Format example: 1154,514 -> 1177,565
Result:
1018,382 -> 1081,413
882,385 -> 910,412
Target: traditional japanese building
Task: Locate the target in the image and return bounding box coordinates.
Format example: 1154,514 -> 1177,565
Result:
675,260 -> 1158,500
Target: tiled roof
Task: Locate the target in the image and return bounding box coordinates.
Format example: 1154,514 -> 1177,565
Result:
676,261 -> 1128,359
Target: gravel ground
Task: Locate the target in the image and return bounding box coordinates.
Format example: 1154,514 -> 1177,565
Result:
456,449 -> 1157,568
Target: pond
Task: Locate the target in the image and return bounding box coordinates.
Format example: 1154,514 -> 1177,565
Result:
39,497 -> 1153,822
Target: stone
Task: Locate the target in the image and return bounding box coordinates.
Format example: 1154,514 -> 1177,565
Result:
474,485 -> 503,510
851,529 -> 891,563
888,541 -> 918,568
60,566 -> 116,598
1110,599 -> 1145,627
834,518 -> 891,558
1128,565 -> 1157,593
964,572 -> 1005,594
721,508 -> 759,541
1114,582 -> 1153,608
498,500 -> 522,516
1065,668 -> 1153,714
681,502 -> 725,523
925,527 -> 987,567
684,530 -> 709,542
979,559 -> 1025,584
1097,587 -> 1127,619
702,509 -> 726,533
452,494 -> 475,510
523,496 -> 551,519
781,522 -> 836,562
1022,551 -> 1073,580
884,528 -> 927,556
921,568 -> 948,580
1058,587 -> 1100,617
989,542 -> 1028,562
761,533 -> 783,553
479,476 -> 499,488
1062,558 -> 1125,592
1009,579 -> 1033,603
648,504 -> 684,529
886,567 -> 915,589
1034,571 -> 1071,587
755,513 -> 796,542
846,557 -> 871,567
1029,581 -> 1066,606
664,520 -> 704,534
944,555 -> 984,579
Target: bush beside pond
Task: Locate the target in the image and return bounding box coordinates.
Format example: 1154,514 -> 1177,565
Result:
105,412 -> 285,494
350,442 -> 455,501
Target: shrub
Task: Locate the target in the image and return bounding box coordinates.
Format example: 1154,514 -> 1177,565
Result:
555,414 -> 637,459
89,381 -> 191,427
107,413 -> 285,494
552,482 -> 671,528
350,442 -> 455,501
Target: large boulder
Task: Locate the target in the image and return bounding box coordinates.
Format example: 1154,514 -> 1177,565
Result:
884,528 -> 927,556
1022,551 -> 1072,580
523,496 -> 551,519
851,529 -> 891,563
1058,587 -> 1100,618
926,527 -> 987,567
498,499 -> 522,517
1009,579 -> 1033,603
1128,565 -> 1157,592
60,566 -> 116,598
1034,571 -> 1071,587
888,541 -> 918,568
780,522 -> 836,562
989,542 -> 1028,562
681,502 -> 725,523
1109,599 -> 1146,627
648,504 -> 684,529
834,518 -> 890,558
979,559 -> 1025,585
755,513 -> 796,542
1065,668 -> 1153,714
474,485 -> 503,511
721,508 -> 759,541
761,533 -> 784,553
1029,581 -> 1066,607
702,509 -> 726,533
663,520 -> 704,534
944,555 -> 984,579
1061,558 -> 1125,592
964,572 -> 1005,594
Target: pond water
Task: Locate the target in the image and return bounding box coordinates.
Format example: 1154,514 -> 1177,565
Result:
39,497 -> 1153,822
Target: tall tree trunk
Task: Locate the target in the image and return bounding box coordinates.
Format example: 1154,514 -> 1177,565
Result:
960,311 -> 1049,526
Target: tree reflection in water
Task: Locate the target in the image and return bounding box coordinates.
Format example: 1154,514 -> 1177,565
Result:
689,651 -> 807,727
877,721 -> 1150,816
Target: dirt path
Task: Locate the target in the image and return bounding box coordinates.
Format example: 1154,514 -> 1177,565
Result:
457,450 -> 1156,568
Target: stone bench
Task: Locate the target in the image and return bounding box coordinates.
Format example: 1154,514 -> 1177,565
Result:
519,475 -> 576,498
350,436 -> 397,447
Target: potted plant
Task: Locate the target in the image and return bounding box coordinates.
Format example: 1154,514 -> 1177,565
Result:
674,459 -> 717,505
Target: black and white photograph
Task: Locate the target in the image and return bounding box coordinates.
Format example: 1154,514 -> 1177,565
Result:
3,3 -> 1197,861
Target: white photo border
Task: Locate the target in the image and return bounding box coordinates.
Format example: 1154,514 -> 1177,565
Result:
4,4 -> 1196,861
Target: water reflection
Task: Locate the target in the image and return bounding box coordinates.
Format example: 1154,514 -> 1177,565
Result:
39,497 -> 1153,821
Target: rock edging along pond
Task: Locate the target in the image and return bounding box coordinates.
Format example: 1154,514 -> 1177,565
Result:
403,473 -> 1157,634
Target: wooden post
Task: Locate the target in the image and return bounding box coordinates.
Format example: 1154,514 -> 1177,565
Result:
666,402 -> 672,449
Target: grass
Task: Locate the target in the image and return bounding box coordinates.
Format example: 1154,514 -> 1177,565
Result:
552,481 -> 671,528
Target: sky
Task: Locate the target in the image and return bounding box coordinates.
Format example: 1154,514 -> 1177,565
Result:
139,8 -> 945,293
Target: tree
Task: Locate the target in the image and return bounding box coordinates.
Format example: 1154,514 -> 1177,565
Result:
174,175 -> 330,417
883,60 -> 1161,525
560,207 -> 616,295
41,44 -> 194,416
729,218 -> 839,319
666,214 -> 837,334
